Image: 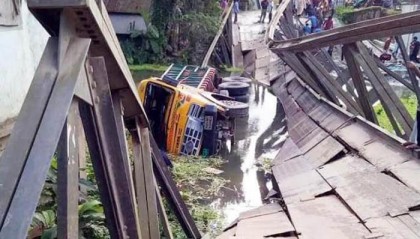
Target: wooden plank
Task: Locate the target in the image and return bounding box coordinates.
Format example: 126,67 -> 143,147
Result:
374,56 -> 415,92
300,52 -> 362,115
342,44 -> 377,123
201,2 -> 233,67
86,56 -> 140,238
319,49 -> 358,100
332,172 -> 420,220
271,10 -> 420,52
156,183 -> 174,239
131,122 -> 150,239
280,52 -> 326,97
351,43 -> 412,137
235,212 -> 295,238
357,42 -> 413,129
0,38 -> 90,239
396,35 -> 420,102
287,196 -> 370,238
0,38 -> 58,225
265,0 -> 292,41
57,99 -> 80,239
149,134 -> 201,238
139,126 -> 160,238
220,35 -> 232,66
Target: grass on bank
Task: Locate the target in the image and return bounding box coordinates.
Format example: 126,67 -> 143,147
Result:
166,155 -> 228,239
373,95 -> 417,134
129,64 -> 169,72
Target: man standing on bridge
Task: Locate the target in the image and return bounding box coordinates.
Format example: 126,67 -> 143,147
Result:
234,0 -> 240,24
259,0 -> 269,23
410,36 -> 420,63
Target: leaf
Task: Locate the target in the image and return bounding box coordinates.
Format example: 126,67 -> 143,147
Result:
150,40 -> 161,54
41,226 -> 57,239
42,210 -> 56,226
147,24 -> 160,39
79,200 -> 103,216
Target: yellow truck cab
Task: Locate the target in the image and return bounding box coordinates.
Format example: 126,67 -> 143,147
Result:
138,65 -> 249,156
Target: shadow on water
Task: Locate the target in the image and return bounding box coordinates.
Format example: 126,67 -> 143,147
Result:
214,83 -> 287,225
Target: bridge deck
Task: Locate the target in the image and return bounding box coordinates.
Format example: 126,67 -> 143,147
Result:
219,3 -> 420,238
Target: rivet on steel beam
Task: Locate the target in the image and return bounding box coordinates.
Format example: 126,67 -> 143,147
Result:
91,80 -> 97,89
88,65 -> 93,74
94,96 -> 100,104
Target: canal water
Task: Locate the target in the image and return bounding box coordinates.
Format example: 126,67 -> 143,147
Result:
133,70 -> 288,226
212,83 -> 287,225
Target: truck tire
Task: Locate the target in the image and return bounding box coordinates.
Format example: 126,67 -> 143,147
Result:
234,94 -> 250,103
219,100 -> 249,118
219,82 -> 250,96
222,76 -> 253,84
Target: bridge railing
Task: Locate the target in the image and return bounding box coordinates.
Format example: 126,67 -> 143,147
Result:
268,0 -> 420,139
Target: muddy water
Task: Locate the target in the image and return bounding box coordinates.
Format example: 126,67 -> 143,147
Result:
213,83 -> 287,225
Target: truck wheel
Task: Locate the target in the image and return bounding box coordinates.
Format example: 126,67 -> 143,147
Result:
219,100 -> 249,118
219,82 -> 250,96
234,94 -> 250,103
222,76 -> 253,84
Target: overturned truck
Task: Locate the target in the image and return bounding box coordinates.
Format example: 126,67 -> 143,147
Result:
138,64 -> 250,156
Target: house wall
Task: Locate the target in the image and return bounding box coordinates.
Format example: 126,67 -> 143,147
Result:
0,0 -> 49,124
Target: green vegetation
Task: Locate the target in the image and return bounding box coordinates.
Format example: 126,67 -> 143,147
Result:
374,94 -> 417,133
335,6 -> 355,23
168,156 -> 227,239
129,64 -> 169,72
222,66 -> 244,73
120,0 -> 222,66
31,154 -> 226,239
335,6 -> 388,24
30,157 -> 109,239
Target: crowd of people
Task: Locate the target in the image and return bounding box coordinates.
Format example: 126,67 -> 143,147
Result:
299,0 -> 335,35
219,0 -> 275,24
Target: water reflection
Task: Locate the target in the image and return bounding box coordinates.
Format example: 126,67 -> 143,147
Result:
214,84 -> 287,225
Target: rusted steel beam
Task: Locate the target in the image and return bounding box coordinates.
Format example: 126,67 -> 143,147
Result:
28,0 -> 149,122
271,10 -> 420,53
86,56 -> 141,238
0,38 -> 90,238
57,100 -> 81,239
342,44 -> 377,123
0,38 -> 58,227
79,100 -> 119,238
149,134 -> 202,239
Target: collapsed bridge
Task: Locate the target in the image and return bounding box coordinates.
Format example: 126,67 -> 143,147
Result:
217,1 -> 420,238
